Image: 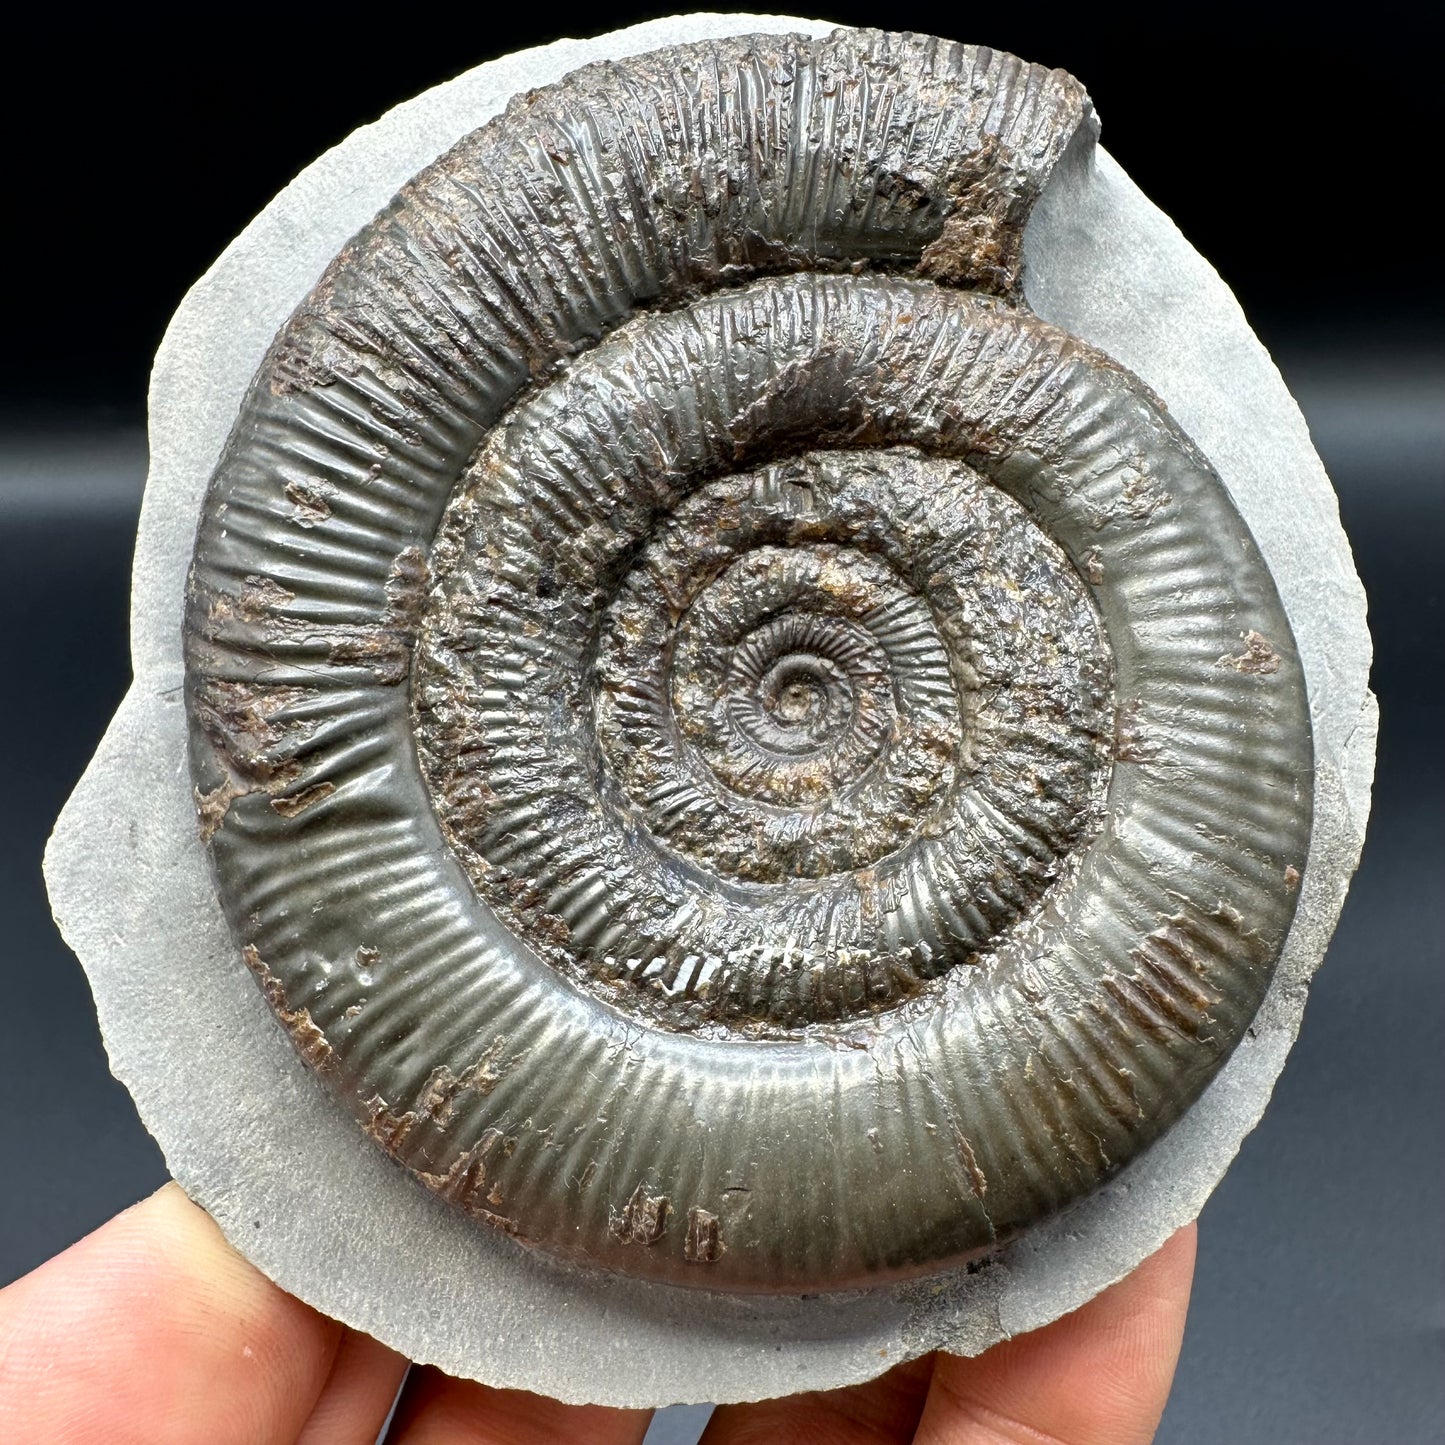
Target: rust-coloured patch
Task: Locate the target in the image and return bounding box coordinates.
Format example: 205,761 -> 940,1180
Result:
1114,700 -> 1163,764
195,777 -> 246,844
951,1125 -> 989,1202
188,679 -> 315,839
242,945 -> 336,1075
684,1207 -> 725,1263
285,478 -> 336,526
612,1185 -> 671,1245
238,575 -> 296,623
270,781 -> 336,818
1220,630 -> 1282,675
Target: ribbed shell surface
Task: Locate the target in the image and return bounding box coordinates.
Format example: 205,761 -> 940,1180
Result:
183,29 -> 1313,1291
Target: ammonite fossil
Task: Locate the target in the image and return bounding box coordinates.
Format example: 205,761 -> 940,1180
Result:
47,11 -> 1372,1401
181,26 -> 1313,1292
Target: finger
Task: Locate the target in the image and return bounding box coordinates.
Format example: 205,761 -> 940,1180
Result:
295,1327 -> 409,1445
384,1364 -> 652,1445
915,1222 -> 1197,1445
700,1353 -> 934,1444
0,1182 -> 342,1445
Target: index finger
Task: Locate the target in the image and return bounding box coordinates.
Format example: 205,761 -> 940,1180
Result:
0,1183 -> 404,1445
915,1223 -> 1197,1445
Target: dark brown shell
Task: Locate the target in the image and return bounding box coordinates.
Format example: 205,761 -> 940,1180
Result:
183,30 -> 1313,1291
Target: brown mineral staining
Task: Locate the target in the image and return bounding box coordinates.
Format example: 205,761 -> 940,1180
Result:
472,1206 -> 524,1237
361,1094 -> 420,1152
411,1131 -> 525,1238
916,137 -> 1037,296
612,1184 -> 671,1245
684,1207 -> 725,1264
202,551 -> 431,689
195,776 -> 245,844
363,1105 -> 518,1229
416,1128 -> 504,1201
324,547 -> 430,684
1102,914 -> 1227,1044
269,780 -> 336,818
284,478 -> 335,526
952,1128 -> 988,1201
1119,471 -> 1170,521
191,680 -> 314,781
1285,864 -> 1301,889
429,442 -> 1112,1032
350,1052 -> 535,1230
1083,547 -> 1105,584
383,546 -> 429,629
242,945 -> 336,1074
1134,919 -> 1219,1014
1114,700 -> 1162,764
919,205 -> 1016,293
412,1037 -> 520,1128
237,574 -> 296,623
266,274 -> 354,396
1220,630 -> 1281,675
324,632 -> 411,684
194,762 -> 303,840
189,679 -> 316,839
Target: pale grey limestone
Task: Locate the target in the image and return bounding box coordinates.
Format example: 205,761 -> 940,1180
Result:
45,12 -> 1374,1406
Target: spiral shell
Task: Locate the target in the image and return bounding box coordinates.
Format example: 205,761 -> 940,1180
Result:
184,29 -> 1313,1291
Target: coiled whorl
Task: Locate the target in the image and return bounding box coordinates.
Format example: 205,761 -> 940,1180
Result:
184,30 -> 1313,1290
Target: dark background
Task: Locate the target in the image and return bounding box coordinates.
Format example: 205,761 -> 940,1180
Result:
2,6 -> 1440,1442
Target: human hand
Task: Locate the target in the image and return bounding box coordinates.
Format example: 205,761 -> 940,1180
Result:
0,1184 -> 1195,1443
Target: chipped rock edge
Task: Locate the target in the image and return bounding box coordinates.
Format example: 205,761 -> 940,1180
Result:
44,12 -> 1375,1408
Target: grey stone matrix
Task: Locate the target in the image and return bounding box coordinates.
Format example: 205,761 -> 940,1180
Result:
44,13 -> 1372,1404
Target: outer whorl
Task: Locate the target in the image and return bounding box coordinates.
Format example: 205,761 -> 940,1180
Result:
183,30 -> 1313,1292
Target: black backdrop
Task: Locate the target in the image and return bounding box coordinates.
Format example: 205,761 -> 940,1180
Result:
3,6 -> 1441,1442
5,3 -> 1442,421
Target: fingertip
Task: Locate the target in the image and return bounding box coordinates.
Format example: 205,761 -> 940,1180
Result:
385,1364 -> 653,1445
917,1224 -> 1199,1445
295,1327 -> 410,1445
0,1183 -> 342,1445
